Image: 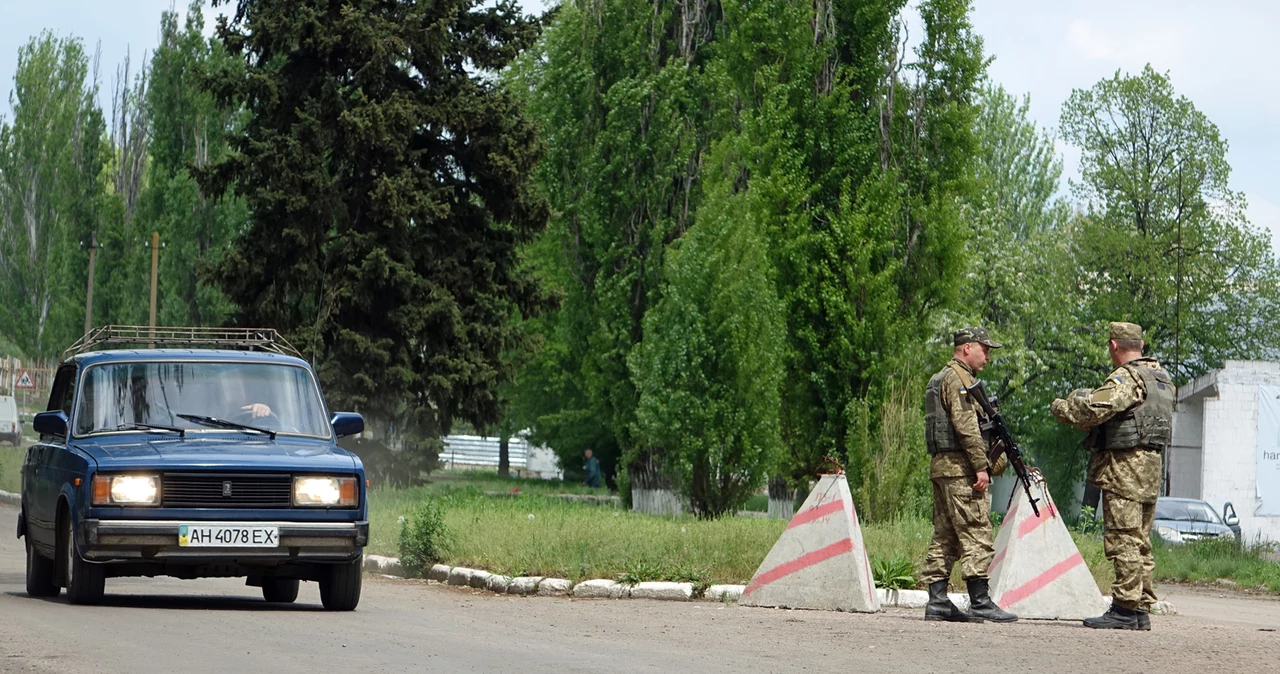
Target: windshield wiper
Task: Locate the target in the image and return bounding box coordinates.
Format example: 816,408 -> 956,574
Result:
175,413 -> 276,439
109,423 -> 186,437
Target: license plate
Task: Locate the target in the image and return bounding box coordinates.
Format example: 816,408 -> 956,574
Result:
178,524 -> 279,547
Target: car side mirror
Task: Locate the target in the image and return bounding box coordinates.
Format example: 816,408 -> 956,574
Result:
331,412 -> 364,438
1223,502 -> 1239,527
33,410 -> 69,437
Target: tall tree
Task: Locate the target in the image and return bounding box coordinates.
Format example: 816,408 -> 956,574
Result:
0,33 -> 107,357
138,3 -> 246,328
629,140 -> 787,518
961,84 -> 1092,508
1060,65 -> 1280,381
200,0 -> 549,458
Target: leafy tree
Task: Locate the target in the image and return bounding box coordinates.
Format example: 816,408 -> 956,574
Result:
0,33 -> 107,357
509,0 -> 728,493
630,140 -> 787,518
958,84 -> 1094,507
1060,65 -> 1280,381
200,0 -> 550,460
140,3 -> 246,329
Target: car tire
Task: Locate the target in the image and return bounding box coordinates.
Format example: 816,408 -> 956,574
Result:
25,535 -> 60,598
262,578 -> 300,603
318,559 -> 362,611
62,515 -> 105,605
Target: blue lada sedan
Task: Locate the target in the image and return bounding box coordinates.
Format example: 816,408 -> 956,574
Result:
18,327 -> 368,610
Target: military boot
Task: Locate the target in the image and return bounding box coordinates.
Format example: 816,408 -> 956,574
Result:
924,580 -> 971,622
965,578 -> 1018,623
1082,604 -> 1145,630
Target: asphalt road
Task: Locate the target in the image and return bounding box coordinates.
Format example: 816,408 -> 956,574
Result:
1,503 -> 1278,674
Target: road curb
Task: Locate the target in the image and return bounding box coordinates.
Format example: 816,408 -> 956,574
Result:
0,489 -> 20,507
369,555 -> 1176,615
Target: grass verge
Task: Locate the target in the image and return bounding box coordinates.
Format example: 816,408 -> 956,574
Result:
372,483 -> 1278,595
0,446 -> 22,494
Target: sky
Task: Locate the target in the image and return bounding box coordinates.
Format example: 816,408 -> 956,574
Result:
2,0 -> 1276,251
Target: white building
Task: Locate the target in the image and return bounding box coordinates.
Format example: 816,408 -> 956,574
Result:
1170,360 -> 1280,544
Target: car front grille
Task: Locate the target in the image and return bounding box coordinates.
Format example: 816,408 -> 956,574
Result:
162,473 -> 292,508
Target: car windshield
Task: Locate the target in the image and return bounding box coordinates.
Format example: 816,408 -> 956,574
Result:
74,360 -> 330,438
1155,500 -> 1223,524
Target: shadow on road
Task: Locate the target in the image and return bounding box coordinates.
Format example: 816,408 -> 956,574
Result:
4,591 -> 327,612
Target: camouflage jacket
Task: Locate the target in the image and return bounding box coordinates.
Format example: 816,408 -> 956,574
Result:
1050,360 -> 1166,503
929,358 -> 1006,480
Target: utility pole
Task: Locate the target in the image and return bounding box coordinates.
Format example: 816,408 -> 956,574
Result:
146,231 -> 162,346
82,231 -> 98,335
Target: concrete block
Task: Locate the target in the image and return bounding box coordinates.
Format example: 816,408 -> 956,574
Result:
486,575 -> 512,593
426,564 -> 452,582
468,570 -> 492,588
878,588 -> 928,608
630,582 -> 694,601
947,592 -> 971,612
509,576 -> 543,596
573,579 -> 628,599
705,585 -> 745,602
538,578 -> 573,596
448,567 -> 476,586
363,554 -> 403,577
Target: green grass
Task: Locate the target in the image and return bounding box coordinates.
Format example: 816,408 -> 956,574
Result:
0,446 -> 23,494
1151,537 -> 1280,592
370,482 -> 1280,595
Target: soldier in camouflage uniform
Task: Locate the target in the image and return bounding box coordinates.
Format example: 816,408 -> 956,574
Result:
920,327 -> 1017,623
1051,322 -> 1175,631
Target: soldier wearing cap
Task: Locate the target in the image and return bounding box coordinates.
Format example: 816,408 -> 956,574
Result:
920,327 -> 1017,623
1051,321 -> 1175,631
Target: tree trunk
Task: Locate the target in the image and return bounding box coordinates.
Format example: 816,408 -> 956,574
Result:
498,430 -> 510,478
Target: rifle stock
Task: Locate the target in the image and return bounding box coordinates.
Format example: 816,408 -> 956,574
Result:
967,381 -> 1041,518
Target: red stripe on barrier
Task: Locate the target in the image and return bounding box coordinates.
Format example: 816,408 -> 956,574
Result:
742,538 -> 854,596
993,552 -> 1085,608
1016,501 -> 1059,538
786,499 -> 845,530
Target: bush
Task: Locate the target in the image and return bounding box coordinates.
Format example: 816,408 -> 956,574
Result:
872,553 -> 917,590
398,500 -> 451,578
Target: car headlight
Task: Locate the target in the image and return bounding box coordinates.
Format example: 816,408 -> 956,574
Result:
293,476 -> 358,507
92,474 -> 160,506
1155,525 -> 1183,543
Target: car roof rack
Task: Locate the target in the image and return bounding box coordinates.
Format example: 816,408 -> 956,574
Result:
63,325 -> 304,360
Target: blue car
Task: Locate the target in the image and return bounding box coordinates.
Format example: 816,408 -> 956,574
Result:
18,326 -> 368,610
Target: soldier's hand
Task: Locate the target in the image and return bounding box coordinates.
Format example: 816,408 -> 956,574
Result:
973,471 -> 990,492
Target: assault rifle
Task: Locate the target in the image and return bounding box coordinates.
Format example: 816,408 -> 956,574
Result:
967,381 -> 1042,518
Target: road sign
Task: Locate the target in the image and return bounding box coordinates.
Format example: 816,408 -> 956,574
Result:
14,370 -> 34,389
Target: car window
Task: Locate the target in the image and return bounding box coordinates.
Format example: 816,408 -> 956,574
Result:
73,361 -> 330,438
1156,500 -> 1223,524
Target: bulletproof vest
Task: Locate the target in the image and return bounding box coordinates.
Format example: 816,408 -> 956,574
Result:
1100,359 -> 1175,452
924,362 -> 967,455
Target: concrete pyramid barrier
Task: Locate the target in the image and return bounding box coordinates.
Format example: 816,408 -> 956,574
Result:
988,477 -> 1106,620
738,473 -> 880,613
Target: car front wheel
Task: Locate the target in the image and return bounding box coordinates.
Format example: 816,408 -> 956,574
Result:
25,535 -> 59,598
318,559 -> 361,611
62,516 -> 105,605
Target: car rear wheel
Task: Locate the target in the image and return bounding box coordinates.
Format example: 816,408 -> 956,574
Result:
318,559 -> 362,611
25,535 -> 60,598
62,516 -> 105,605
262,578 -> 300,603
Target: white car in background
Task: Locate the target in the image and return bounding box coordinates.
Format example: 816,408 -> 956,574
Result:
0,395 -> 20,445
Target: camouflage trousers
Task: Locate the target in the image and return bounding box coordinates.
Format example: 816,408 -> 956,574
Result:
1102,491 -> 1157,610
920,477 -> 995,584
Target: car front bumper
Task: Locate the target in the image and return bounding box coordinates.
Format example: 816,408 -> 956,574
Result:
79,519 -> 368,562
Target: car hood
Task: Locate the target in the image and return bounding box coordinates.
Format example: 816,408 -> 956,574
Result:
77,435 -> 359,474
1154,518 -> 1234,536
